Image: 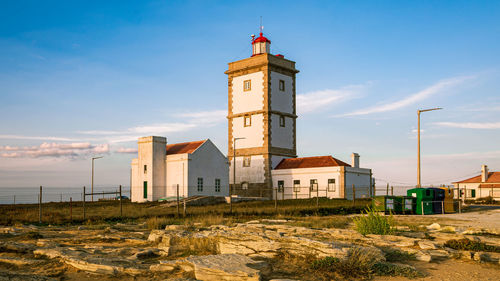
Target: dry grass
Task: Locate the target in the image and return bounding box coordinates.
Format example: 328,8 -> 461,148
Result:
0,198 -> 370,226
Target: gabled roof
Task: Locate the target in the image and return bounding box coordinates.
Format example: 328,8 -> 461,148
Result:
274,156 -> 350,170
166,140 -> 206,155
454,172 -> 500,184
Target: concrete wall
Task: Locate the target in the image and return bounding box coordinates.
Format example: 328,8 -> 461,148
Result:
271,167 -> 343,199
165,153 -> 189,198
270,114 -> 294,149
232,114 -> 264,149
231,71 -> 264,114
133,136 -> 166,203
187,140 -> 229,197
270,71 -> 293,113
230,155 -> 265,185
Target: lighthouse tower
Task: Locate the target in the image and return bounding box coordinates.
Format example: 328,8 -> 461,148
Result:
225,31 -> 299,198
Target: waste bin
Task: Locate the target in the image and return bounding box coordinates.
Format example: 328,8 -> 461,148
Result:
440,187 -> 455,213
428,188 -> 445,214
407,188 -> 434,215
371,196 -> 402,214
402,196 -> 416,214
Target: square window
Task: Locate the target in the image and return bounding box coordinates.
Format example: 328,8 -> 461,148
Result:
279,115 -> 285,127
243,156 -> 251,167
197,178 -> 203,192
277,180 -> 284,192
279,80 -> 285,91
244,80 -> 251,91
328,179 -> 336,192
244,115 -> 251,127
293,180 -> 300,192
215,179 -> 221,192
310,179 -> 318,191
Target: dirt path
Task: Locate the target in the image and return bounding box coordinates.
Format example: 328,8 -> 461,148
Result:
374,259 -> 500,281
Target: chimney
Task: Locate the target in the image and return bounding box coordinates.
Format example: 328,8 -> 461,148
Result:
481,165 -> 489,182
351,153 -> 360,168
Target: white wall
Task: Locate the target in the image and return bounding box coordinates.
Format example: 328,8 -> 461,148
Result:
231,71 -> 264,114
271,167 -> 342,199
270,114 -> 294,149
232,114 -> 264,149
188,140 -> 229,197
270,71 -> 293,113
230,155 -> 265,184
344,167 -> 372,199
166,154 -> 189,198
133,136 -> 166,202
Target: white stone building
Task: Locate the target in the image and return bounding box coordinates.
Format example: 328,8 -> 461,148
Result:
226,31 -> 373,199
131,137 -> 228,202
453,165 -> 500,201
271,154 -> 373,200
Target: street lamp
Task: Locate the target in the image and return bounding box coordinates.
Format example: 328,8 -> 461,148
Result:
417,108 -> 442,188
91,156 -> 103,202
230,137 -> 246,213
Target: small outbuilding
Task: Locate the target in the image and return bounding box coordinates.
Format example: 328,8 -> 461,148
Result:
270,153 -> 373,200
453,165 -> 500,201
131,136 -> 229,202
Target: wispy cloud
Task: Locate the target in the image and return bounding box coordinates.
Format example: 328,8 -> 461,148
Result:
338,76 -> 474,117
0,135 -> 77,141
433,121 -> 500,129
115,147 -> 138,154
297,84 -> 366,114
0,142 -> 109,158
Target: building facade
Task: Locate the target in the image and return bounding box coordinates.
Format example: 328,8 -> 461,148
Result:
226,32 -> 299,197
271,154 -> 373,200
131,137 -> 228,202
453,165 -> 500,201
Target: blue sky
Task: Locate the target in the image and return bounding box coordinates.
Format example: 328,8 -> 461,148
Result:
0,0 -> 499,188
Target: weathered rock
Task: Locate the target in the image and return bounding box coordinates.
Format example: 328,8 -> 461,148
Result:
185,254 -> 264,281
426,223 -> 441,231
418,240 -> 437,250
415,252 -> 432,262
150,263 -> 176,273
166,225 -> 186,231
440,226 -> 456,233
0,256 -> 37,266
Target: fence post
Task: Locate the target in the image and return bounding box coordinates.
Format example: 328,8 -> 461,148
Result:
39,186 -> 42,223
274,187 -> 278,213
386,183 -> 389,196
441,200 -> 444,215
83,186 -> 86,221
316,185 -> 319,208
282,186 -> 284,201
421,201 -> 424,216
309,186 -> 311,199
119,185 -> 123,218
352,184 -> 356,206
183,197 -> 186,218
391,186 -> 394,196
70,197 -> 73,222
176,184 -> 180,217
458,200 -> 461,213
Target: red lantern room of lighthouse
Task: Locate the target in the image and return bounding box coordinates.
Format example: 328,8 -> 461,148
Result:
251,32 -> 271,56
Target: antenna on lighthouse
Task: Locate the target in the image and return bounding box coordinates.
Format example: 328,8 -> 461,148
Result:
260,16 -> 263,34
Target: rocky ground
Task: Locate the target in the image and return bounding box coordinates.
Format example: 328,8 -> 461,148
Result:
0,207 -> 499,280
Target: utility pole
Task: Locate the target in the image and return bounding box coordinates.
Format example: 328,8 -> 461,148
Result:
231,137 -> 246,213
417,108 -> 442,188
91,156 -> 103,202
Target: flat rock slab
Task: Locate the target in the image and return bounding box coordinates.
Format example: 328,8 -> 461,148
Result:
186,254 -> 264,281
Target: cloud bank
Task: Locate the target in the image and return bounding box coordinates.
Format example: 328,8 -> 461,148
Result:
433,121 -> 500,129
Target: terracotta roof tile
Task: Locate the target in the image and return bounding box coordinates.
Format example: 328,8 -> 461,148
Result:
454,172 -> 500,183
166,140 -> 206,155
274,156 -> 350,170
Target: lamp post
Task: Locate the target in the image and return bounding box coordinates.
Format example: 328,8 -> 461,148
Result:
417,108 -> 442,188
91,156 -> 103,202
231,137 -> 246,213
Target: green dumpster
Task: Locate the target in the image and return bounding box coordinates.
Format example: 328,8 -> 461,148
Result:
402,196 -> 416,214
372,196 -> 402,214
407,188 -> 434,215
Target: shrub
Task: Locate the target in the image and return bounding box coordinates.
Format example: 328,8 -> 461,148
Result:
382,248 -> 416,262
373,262 -> 421,278
444,238 -> 500,253
353,208 -> 394,235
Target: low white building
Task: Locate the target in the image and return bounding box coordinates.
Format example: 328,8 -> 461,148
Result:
453,165 -> 500,201
271,153 -> 373,200
131,136 -> 229,202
